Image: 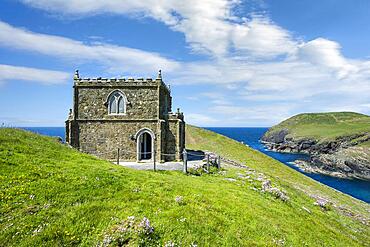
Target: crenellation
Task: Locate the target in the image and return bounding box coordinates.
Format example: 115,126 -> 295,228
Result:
75,76 -> 164,85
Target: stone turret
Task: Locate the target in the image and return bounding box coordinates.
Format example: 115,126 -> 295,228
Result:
74,70 -> 79,79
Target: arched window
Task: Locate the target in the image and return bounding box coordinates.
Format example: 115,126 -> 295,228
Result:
107,90 -> 126,115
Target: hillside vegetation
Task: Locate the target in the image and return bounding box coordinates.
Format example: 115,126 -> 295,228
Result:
0,126 -> 369,246
262,112 -> 370,180
263,112 -> 370,143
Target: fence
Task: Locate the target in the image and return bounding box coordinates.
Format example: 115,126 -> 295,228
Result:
87,147 -> 222,174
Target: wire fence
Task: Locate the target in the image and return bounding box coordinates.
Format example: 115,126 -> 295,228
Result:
79,142 -> 222,174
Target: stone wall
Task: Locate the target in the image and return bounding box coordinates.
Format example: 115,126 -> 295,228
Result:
164,121 -> 177,160
65,120 -> 79,148
78,121 -> 160,161
165,117 -> 185,161
158,85 -> 171,119
76,86 -> 159,120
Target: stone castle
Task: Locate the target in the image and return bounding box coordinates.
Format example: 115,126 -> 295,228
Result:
65,70 -> 185,162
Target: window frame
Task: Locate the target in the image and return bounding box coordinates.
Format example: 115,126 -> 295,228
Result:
107,90 -> 127,115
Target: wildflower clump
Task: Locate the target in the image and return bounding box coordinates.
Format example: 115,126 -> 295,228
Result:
314,198 -> 332,211
261,180 -> 289,202
164,240 -> 177,247
98,216 -> 158,246
175,196 -> 186,205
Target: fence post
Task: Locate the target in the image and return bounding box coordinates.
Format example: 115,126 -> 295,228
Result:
117,148 -> 120,165
183,149 -> 187,174
217,155 -> 221,170
153,148 -> 156,172
206,154 -> 210,172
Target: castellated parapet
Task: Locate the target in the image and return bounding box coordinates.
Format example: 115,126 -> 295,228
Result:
66,70 -> 185,162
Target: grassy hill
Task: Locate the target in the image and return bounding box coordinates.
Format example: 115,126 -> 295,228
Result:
0,126 -> 369,246
261,112 -> 370,180
263,112 -> 370,143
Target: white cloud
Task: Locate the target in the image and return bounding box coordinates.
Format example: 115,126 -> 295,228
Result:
0,64 -> 69,85
0,19 -> 369,125
0,21 -> 179,75
359,104 -> 370,110
232,16 -> 297,58
20,0 -> 296,58
200,92 -> 232,105
6,1 -> 370,126
0,116 -> 64,127
296,38 -> 358,79
208,104 -> 295,126
20,0 -> 235,56
186,113 -> 219,126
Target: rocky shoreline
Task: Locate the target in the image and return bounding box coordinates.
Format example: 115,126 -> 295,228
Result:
261,129 -> 370,181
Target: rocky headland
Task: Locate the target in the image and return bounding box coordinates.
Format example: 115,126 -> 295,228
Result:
261,112 -> 370,180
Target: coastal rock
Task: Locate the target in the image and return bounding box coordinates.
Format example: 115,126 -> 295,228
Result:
310,147 -> 370,180
299,140 -> 315,150
261,129 -> 289,144
263,130 -> 370,180
269,188 -> 289,202
261,179 -> 289,201
261,180 -> 272,191
314,198 -> 332,210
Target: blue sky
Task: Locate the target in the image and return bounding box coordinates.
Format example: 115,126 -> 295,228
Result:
0,0 -> 369,127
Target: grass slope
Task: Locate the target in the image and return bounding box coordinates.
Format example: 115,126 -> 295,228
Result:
264,112 -> 370,143
0,127 -> 369,246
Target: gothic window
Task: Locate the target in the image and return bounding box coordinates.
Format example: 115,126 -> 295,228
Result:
118,97 -> 124,113
108,91 -> 126,115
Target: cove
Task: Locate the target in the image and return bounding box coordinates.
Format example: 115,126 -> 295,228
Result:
206,127 -> 370,203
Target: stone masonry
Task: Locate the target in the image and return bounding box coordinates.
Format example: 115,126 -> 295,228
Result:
65,70 -> 185,162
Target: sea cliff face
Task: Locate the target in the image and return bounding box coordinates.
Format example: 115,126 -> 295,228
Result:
261,113 -> 370,181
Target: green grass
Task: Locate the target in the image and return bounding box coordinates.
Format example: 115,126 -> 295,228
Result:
358,140 -> 370,147
0,127 -> 369,246
264,112 -> 370,142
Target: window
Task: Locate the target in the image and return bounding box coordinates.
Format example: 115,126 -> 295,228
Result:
108,91 -> 126,115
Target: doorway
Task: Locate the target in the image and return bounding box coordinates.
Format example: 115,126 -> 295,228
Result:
138,132 -> 152,161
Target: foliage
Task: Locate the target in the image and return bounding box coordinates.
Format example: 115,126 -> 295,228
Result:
0,127 -> 369,246
97,216 -> 158,246
263,111 -> 370,142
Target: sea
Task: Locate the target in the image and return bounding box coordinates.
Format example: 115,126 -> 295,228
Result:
206,127 -> 370,203
21,126 -> 370,203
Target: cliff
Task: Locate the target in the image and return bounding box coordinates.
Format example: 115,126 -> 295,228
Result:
262,112 -> 370,180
